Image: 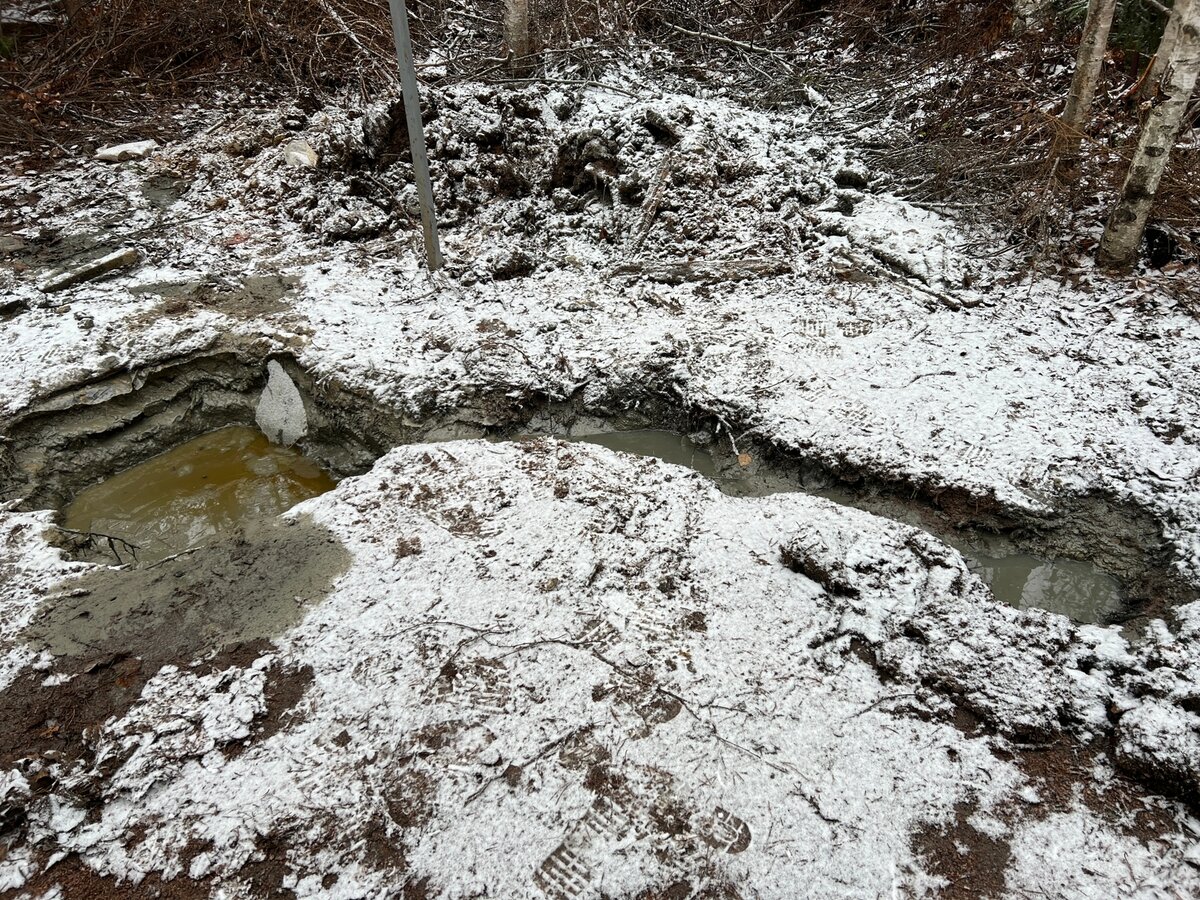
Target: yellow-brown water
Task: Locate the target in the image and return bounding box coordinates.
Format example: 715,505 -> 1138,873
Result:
64,426 -> 335,564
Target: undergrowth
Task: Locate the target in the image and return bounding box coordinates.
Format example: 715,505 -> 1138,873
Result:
1,0 -> 1196,270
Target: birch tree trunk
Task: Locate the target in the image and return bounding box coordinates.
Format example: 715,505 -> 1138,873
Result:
1143,0 -> 1192,99
1098,1 -> 1200,269
1061,0 -> 1118,149
504,0 -> 532,76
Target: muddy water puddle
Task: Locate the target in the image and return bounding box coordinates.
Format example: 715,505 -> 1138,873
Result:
543,429 -> 1125,624
64,425 -> 335,564
55,416 -> 1124,622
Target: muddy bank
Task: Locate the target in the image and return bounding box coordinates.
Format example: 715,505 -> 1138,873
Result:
0,342 -> 1187,624
30,513 -> 348,659
0,512 -> 345,885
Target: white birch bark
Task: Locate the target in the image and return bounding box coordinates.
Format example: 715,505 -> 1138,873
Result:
1099,1 -> 1200,268
1062,0 -> 1118,141
1143,0 -> 1192,98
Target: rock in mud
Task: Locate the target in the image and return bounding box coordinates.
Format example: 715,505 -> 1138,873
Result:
491,247 -> 538,281
39,247 -> 140,292
283,139 -> 319,169
255,360 -> 308,447
833,161 -> 870,189
95,139 -> 158,162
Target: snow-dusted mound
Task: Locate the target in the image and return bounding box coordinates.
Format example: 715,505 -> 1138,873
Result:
1,440 -> 1197,897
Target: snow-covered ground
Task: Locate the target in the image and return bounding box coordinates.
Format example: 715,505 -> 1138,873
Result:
2,58 -> 1200,897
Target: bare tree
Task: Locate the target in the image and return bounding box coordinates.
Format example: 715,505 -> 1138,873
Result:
1142,0 -> 1193,98
1098,0 -> 1200,269
1060,0 -> 1118,152
504,0 -> 532,76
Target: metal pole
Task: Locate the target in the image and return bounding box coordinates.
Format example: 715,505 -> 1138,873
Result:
386,0 -> 443,271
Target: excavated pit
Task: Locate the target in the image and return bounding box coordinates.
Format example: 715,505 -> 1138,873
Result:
0,347 -> 1187,630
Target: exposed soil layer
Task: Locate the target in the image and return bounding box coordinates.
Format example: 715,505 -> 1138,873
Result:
1,856 -> 214,900
0,343 -> 1191,619
0,638 -> 318,899
911,801 -> 1012,900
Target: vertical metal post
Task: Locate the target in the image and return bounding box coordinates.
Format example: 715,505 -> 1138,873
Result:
386,0 -> 443,271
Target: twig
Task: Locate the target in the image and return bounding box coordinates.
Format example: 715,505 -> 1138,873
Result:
846,692 -> 917,719
481,77 -> 642,100
465,728 -> 579,804
54,526 -> 140,563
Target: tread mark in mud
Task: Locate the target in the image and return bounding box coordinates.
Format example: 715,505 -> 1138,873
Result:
537,845 -> 592,900
699,807 -> 752,854
535,798 -> 634,899
576,617 -> 622,654
793,339 -> 841,360
959,441 -> 993,468
437,657 -> 512,716
624,604 -> 677,654
840,318 -> 875,338
636,693 -> 683,730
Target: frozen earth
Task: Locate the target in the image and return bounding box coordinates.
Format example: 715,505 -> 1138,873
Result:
2,57 -> 1200,897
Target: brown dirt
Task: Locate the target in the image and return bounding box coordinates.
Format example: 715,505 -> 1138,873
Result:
908,732 -> 1191,897
910,801 -> 1012,900
129,275 -> 300,325
0,855 -> 215,900
995,737 -> 1187,844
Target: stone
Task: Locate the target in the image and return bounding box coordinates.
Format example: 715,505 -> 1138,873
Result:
95,140 -> 158,162
40,248 -> 141,293
283,140 -> 319,169
833,162 -> 871,190
255,360 -> 308,447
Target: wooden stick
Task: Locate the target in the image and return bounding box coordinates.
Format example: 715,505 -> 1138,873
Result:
386,0 -> 444,271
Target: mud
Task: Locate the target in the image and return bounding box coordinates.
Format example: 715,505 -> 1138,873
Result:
545,428 -> 1128,624
0,637 -> 317,891
0,345 -> 1186,627
130,273 -> 299,321
911,801 -> 1012,899
29,513 -> 349,659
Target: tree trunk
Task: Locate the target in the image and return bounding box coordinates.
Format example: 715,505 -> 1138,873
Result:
1061,0 -> 1118,147
504,0 -> 532,76
1143,0 -> 1192,99
1098,1 -> 1200,269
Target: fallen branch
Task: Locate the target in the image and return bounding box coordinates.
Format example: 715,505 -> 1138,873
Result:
55,526 -> 140,564
465,728 -> 579,804
664,22 -> 796,58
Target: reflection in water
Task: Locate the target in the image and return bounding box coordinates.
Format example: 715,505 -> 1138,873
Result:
555,429 -> 1125,624
571,430 -> 721,480
64,426 -> 336,564
963,554 -> 1123,624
